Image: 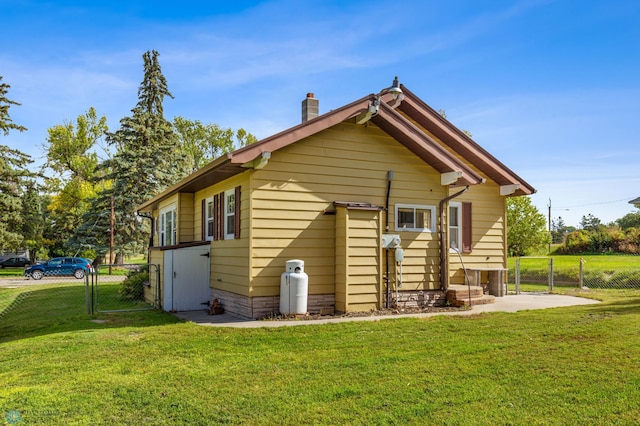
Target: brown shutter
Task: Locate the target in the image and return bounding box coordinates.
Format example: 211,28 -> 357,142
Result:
212,194 -> 219,241
201,198 -> 206,241
218,191 -> 225,239
234,186 -> 241,239
462,202 -> 472,253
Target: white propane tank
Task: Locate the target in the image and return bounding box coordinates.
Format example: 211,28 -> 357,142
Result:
280,259 -> 309,315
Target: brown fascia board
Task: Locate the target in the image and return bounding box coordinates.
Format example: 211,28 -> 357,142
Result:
398,85 -> 536,195
229,95 -> 375,165
137,155 -> 236,212
137,95 -> 375,213
372,103 -> 484,186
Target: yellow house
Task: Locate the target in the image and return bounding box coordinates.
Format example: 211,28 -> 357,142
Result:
137,80 -> 535,319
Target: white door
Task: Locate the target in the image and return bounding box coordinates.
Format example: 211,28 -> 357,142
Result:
163,246 -> 211,311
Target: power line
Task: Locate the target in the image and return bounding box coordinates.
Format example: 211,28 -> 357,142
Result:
556,197 -> 636,209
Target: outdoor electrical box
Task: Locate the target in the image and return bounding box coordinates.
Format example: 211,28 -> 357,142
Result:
395,248 -> 404,262
381,234 -> 401,249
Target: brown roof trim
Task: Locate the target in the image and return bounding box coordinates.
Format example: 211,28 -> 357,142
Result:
229,94 -> 375,165
372,102 -> 485,186
137,155 -> 235,212
398,85 -> 536,195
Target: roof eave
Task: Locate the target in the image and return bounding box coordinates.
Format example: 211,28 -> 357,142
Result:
398,85 -> 536,195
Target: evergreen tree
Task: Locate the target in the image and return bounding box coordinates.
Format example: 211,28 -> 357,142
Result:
21,180 -> 45,262
0,146 -> 33,250
0,76 -> 32,251
0,76 -> 27,136
105,50 -> 186,257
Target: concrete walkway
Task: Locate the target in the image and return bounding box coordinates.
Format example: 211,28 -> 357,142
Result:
174,293 -> 600,328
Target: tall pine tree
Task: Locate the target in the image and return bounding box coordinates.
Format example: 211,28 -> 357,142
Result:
0,76 -> 32,251
105,50 -> 186,258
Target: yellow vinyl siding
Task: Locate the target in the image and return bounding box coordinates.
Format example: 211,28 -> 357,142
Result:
251,121 -> 447,298
194,173 -> 251,297
447,181 -> 507,285
178,193 -> 194,243
334,207 -> 382,312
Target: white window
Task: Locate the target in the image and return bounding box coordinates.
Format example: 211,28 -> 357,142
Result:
205,197 -> 214,241
449,202 -> 462,252
395,204 -> 436,232
224,189 -> 235,240
160,206 -> 177,246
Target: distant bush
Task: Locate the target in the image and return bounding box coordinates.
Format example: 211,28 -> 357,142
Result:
562,227 -> 638,254
118,268 -> 149,301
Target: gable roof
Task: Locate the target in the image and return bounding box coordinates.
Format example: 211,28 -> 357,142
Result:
138,86 -> 534,213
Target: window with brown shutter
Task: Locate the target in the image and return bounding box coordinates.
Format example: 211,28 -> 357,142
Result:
234,185 -> 241,239
462,202 -> 472,253
213,194 -> 220,241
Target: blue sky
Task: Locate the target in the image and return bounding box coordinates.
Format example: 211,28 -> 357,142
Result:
2,0 -> 639,227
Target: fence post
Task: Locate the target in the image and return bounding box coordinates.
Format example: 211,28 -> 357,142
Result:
548,257 -> 554,292
515,258 -> 521,295
579,257 -> 584,288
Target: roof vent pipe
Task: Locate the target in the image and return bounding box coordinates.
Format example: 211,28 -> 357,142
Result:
301,93 -> 319,123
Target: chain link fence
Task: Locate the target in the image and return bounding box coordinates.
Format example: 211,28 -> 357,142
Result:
0,264 -> 160,339
509,255 -> 640,293
88,264 -> 160,313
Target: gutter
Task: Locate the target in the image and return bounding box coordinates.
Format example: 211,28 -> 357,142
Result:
438,186 -> 470,292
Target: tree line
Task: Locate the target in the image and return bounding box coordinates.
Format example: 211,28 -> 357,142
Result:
0,50 -> 256,264
507,197 -> 640,256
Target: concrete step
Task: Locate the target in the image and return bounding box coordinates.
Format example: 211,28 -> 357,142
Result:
447,285 -> 484,299
448,294 -> 496,307
446,285 -> 496,307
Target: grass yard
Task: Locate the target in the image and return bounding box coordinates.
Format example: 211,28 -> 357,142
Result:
1,283 -> 640,425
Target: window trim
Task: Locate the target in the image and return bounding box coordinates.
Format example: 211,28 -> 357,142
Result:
205,196 -> 214,241
394,204 -> 436,232
224,189 -> 235,240
159,205 -> 177,246
449,201 -> 472,253
449,202 -> 462,252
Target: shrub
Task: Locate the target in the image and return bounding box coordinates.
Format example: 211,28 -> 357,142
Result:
564,230 -> 590,253
118,269 -> 149,301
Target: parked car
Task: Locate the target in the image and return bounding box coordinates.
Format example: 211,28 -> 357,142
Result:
0,257 -> 31,268
24,257 -> 93,280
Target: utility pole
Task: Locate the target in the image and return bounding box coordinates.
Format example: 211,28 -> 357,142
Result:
110,194 -> 114,275
547,198 -> 551,254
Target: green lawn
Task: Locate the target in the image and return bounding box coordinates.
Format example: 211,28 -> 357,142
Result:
2,282 -> 640,424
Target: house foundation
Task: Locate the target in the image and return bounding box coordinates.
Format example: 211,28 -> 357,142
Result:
211,288 -> 336,320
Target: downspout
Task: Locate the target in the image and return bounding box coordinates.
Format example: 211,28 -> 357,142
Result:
385,170 -> 393,308
439,186 -> 469,292
136,211 -> 154,261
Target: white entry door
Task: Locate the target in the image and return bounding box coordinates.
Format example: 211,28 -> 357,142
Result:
163,246 -> 211,311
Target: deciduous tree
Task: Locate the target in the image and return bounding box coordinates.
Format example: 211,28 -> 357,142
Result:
173,116 -> 256,175
507,196 -> 551,256
42,107 -> 108,255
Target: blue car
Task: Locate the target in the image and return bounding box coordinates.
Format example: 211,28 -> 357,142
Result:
24,257 -> 93,280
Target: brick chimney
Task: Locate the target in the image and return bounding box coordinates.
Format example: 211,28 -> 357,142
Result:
301,92 -> 319,123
